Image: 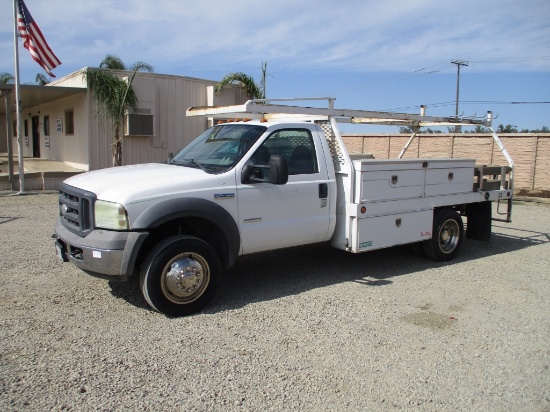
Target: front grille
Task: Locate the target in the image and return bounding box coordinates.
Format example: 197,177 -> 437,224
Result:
59,183 -> 96,237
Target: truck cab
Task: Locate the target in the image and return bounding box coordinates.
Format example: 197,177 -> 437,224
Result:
55,119 -> 337,316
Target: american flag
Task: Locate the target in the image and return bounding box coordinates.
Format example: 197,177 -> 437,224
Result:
16,0 -> 61,77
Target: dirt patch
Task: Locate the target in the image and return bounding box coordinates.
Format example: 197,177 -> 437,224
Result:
401,312 -> 456,331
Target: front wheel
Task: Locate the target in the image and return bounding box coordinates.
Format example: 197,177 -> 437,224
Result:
140,236 -> 221,316
422,209 -> 464,262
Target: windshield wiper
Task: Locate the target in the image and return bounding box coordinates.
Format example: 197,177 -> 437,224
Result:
181,159 -> 209,172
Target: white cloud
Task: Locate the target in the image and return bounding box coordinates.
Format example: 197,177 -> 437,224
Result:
2,0 -> 549,79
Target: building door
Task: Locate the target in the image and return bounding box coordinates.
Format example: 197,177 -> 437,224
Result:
32,116 -> 40,158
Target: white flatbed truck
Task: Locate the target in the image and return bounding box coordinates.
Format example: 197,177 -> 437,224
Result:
54,98 -> 513,316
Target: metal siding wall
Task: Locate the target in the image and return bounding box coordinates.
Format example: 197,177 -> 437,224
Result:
90,98 -> 116,170
49,69 -> 87,88
119,75 -> 214,167
3,70 -> 231,170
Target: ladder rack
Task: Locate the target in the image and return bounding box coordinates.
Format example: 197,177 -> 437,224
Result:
187,97 -> 494,128
187,96 -> 513,176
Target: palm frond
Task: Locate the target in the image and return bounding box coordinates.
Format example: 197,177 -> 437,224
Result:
129,61 -> 154,72
0,72 -> 15,84
35,73 -> 49,85
99,54 -> 126,70
84,68 -> 138,166
215,72 -> 263,99
86,69 -> 136,119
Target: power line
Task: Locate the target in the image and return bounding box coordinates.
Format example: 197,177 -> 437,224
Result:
326,55 -> 550,97
381,101 -> 550,112
323,60 -> 453,96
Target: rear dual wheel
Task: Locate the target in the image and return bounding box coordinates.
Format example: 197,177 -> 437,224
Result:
422,209 -> 464,262
140,236 -> 221,317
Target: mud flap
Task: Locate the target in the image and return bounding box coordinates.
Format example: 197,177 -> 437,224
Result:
465,202 -> 492,242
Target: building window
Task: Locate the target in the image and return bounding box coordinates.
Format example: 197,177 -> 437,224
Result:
44,115 -> 50,136
24,119 -> 28,136
65,109 -> 74,135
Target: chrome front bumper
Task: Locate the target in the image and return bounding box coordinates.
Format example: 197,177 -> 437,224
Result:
54,218 -> 148,279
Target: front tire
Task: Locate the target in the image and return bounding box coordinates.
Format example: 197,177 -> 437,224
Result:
140,236 -> 221,316
422,209 -> 464,262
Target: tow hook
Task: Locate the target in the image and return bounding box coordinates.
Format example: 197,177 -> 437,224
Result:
52,234 -> 70,262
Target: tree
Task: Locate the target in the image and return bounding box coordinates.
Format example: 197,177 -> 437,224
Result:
521,126 -> 549,133
215,62 -> 268,99
399,126 -> 441,134
497,124 -> 518,133
86,55 -> 153,167
473,125 -> 490,133
99,54 -> 154,72
35,73 -> 49,85
85,68 -> 138,167
0,72 -> 14,84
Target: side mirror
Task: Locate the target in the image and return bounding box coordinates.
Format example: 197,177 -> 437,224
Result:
241,164 -> 261,184
241,155 -> 288,185
268,155 -> 288,185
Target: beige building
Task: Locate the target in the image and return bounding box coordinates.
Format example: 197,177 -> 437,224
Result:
0,68 -> 245,173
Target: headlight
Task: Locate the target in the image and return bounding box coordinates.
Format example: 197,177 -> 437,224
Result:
94,200 -> 129,230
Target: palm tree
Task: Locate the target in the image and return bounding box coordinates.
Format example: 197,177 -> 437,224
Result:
86,54 -> 152,167
35,73 -> 49,85
215,62 -> 268,100
99,54 -> 154,72
85,68 -> 138,167
0,72 -> 14,84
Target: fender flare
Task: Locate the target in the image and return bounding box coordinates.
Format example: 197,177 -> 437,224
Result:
132,197 -> 240,268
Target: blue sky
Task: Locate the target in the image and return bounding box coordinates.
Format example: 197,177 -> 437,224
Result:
2,0 -> 549,132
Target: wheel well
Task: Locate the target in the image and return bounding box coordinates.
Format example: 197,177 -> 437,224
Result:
135,217 -> 230,270
434,205 -> 465,215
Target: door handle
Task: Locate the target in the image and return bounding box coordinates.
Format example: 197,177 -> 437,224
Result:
319,183 -> 328,198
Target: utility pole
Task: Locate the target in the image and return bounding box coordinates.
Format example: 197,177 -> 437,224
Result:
451,60 -> 468,133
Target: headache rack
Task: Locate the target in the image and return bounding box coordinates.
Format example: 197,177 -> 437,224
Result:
187,97 -> 514,222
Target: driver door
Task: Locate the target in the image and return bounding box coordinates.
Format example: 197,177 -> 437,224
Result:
237,127 -> 331,254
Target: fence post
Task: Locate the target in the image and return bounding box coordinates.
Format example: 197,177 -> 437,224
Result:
531,135 -> 539,190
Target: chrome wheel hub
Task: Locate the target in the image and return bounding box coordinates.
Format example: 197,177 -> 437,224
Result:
162,254 -> 209,303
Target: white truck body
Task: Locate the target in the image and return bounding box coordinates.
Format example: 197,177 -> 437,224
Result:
53,98 -> 513,316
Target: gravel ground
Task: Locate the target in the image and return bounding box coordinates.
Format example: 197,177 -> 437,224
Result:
0,191 -> 549,411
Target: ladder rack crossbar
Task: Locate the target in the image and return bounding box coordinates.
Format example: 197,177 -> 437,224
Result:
187,98 -> 493,127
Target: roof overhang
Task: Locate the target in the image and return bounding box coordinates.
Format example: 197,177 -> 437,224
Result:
0,84 -> 87,116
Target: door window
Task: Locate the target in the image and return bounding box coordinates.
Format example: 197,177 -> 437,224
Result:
252,129 -> 318,175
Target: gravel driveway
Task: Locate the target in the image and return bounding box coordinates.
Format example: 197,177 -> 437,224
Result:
1,192 -> 549,411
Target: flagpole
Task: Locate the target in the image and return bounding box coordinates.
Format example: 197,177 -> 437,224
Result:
13,0 -> 26,194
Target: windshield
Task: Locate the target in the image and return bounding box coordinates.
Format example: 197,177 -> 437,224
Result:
170,124 -> 267,173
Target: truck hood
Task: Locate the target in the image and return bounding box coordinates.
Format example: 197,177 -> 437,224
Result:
63,163 -> 231,204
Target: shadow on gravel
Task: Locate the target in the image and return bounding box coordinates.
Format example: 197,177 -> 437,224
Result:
0,216 -> 19,224
107,276 -> 150,310
107,226 -> 549,315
